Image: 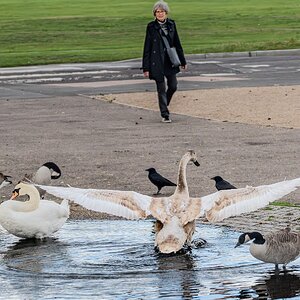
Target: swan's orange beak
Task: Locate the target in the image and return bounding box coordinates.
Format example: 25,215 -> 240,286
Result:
10,189 -> 20,200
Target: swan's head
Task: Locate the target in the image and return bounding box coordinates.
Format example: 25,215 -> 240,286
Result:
10,182 -> 38,200
187,150 -> 200,166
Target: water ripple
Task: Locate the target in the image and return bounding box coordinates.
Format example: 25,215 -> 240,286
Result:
0,219 -> 299,299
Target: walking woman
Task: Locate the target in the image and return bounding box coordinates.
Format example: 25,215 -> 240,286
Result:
142,1 -> 187,123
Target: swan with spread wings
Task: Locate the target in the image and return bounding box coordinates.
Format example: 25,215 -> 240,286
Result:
37,150 -> 300,254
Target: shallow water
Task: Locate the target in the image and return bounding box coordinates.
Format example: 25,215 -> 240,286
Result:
0,220 -> 299,299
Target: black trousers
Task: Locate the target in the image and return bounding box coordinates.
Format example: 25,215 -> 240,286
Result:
155,74 -> 177,118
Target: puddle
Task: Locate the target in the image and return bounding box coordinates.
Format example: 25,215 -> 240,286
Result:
0,220 -> 299,299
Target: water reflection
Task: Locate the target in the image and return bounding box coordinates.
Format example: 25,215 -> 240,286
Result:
253,271 -> 300,299
1,237 -> 71,299
156,252 -> 200,299
0,220 -> 299,299
3,237 -> 70,273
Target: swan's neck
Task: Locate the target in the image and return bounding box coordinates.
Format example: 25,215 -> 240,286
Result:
18,188 -> 40,212
175,154 -> 190,195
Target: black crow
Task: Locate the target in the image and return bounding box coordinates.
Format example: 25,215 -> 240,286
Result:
145,167 -> 176,195
211,176 -> 237,191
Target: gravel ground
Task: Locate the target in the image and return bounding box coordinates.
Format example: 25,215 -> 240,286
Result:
0,85 -> 299,234
94,85 -> 300,129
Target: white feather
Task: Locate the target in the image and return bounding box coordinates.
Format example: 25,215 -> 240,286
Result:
35,170 -> 300,256
200,178 -> 300,222
37,185 -> 152,220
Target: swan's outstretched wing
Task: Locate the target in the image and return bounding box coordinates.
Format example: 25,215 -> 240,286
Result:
199,178 -> 300,223
37,184 -> 153,220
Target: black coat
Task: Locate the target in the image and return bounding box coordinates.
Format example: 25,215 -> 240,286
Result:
142,19 -> 186,82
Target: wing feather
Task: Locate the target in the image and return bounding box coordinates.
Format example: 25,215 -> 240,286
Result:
37,185 -> 153,220
200,178 -> 300,222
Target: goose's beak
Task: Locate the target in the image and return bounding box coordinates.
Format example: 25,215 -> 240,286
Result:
234,242 -> 241,248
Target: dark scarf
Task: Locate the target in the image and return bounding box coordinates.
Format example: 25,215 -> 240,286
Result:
157,19 -> 168,36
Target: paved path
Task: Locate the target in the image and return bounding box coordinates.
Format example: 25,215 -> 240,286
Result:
1,49 -> 300,97
0,50 -> 299,234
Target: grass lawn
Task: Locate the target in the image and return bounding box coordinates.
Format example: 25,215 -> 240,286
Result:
0,0 -> 299,67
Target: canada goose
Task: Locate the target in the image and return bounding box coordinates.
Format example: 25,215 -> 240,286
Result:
235,227 -> 300,271
211,176 -> 237,190
145,167 -> 177,195
37,151 -> 300,254
23,162 -> 62,197
0,172 -> 12,189
0,182 -> 69,239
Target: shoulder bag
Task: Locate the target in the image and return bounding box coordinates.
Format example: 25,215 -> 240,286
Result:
159,30 -> 181,68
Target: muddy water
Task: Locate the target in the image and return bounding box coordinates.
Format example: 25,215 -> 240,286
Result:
0,220 -> 299,299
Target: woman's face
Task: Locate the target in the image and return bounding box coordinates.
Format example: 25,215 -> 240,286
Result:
155,9 -> 167,22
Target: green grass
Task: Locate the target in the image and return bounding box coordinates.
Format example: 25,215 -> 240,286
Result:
1,0 -> 299,67
271,201 -> 300,208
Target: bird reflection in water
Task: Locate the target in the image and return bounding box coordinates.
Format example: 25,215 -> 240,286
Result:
156,252 -> 203,299
3,237 -> 69,273
240,270 -> 300,299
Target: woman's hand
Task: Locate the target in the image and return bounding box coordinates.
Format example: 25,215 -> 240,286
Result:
181,65 -> 187,70
143,71 -> 149,78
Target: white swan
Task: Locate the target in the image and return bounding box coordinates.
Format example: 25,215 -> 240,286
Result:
235,226 -> 300,271
0,172 -> 12,189
0,182 -> 69,239
37,151 -> 300,254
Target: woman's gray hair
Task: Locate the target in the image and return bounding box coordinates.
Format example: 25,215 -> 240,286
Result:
153,1 -> 170,15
